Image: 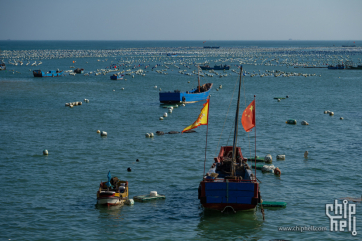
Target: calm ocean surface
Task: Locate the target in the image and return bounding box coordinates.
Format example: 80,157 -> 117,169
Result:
0,40 -> 361,240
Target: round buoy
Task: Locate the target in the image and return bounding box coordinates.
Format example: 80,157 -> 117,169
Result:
97,130 -> 100,133
276,155 -> 285,160
70,104 -> 74,108
286,95 -> 289,98
127,167 -> 131,172
65,103 -> 70,106
100,131 -> 107,136
168,107 -> 173,110
182,104 -> 185,106
329,112 -> 334,116
278,99 -> 281,102
154,86 -> 157,89
163,113 -> 168,118
159,88 -> 162,91
304,151 -> 308,158
168,109 -> 172,113
324,110 -> 328,114
265,154 -> 272,163
216,88 -> 219,91
340,117 -> 343,120
159,117 -> 164,120
274,167 -> 281,175
125,199 -> 134,205
43,149 -> 48,155
136,159 -> 139,162
150,133 -> 154,137
145,133 -> 150,138
301,120 -> 309,125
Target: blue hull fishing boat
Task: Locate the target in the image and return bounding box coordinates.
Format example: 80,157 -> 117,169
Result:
33,70 -> 63,77
198,66 -> 262,214
200,64 -> 230,70
159,67 -> 212,103
110,74 -> 124,80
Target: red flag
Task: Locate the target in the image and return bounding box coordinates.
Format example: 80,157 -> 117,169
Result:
241,100 -> 255,132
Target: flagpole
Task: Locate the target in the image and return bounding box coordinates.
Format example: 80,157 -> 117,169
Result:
254,95 -> 256,179
204,97 -> 210,176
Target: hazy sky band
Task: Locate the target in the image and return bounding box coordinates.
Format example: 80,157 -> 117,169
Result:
1,0 -> 361,40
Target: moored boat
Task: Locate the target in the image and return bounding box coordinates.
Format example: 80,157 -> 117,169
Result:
74,68 -> 84,74
33,70 -> 63,77
327,64 -> 345,69
0,62 -> 6,71
198,66 -> 262,213
200,64 -> 230,70
110,73 -> 124,80
97,171 -> 129,206
159,66 -> 212,103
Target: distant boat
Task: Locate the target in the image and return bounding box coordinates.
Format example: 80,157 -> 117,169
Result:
347,65 -> 362,70
0,62 -> 6,71
198,66 -> 262,213
203,46 -> 220,49
159,67 -> 212,103
327,64 -> 345,70
167,53 -> 177,57
74,68 -> 84,74
110,73 -> 124,80
200,64 -> 230,70
33,70 -> 63,77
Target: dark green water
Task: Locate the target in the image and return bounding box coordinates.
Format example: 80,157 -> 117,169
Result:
0,41 -> 361,240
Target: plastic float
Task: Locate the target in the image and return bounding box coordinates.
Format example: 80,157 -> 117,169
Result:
133,191 -> 166,202
260,201 -> 287,208
286,119 -> 297,124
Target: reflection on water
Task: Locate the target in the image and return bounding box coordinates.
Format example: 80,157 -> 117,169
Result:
196,206 -> 264,240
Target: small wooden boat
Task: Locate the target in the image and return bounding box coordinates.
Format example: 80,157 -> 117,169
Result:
97,171 -> 129,206
159,66 -> 212,103
110,74 -> 124,80
33,70 -> 63,77
74,68 -> 84,74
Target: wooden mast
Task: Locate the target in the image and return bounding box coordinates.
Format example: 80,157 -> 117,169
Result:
231,65 -> 243,177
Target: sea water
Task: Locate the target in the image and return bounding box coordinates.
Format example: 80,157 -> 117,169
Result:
0,40 -> 361,240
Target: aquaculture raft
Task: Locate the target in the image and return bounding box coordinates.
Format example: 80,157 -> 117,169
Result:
133,194 -> 166,202
260,201 -> 287,207
248,156 -> 265,162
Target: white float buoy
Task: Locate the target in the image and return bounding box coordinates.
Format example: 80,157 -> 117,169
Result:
125,199 -> 134,205
100,131 -> 107,136
276,155 -> 285,160
329,112 -> 334,116
324,110 -> 327,114
163,113 -> 168,118
65,103 -> 70,106
278,99 -> 281,102
43,149 -> 48,155
70,104 -> 74,108
159,117 -> 164,120
145,133 -> 150,138
168,109 -> 172,113
150,191 -> 158,197
121,88 -> 124,90
154,86 -> 157,89
340,117 -> 343,120
150,133 -> 154,137
301,120 -> 309,125
265,154 -> 273,163
97,130 -> 100,133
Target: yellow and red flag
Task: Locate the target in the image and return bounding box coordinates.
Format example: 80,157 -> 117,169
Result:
182,99 -> 209,133
241,100 -> 255,132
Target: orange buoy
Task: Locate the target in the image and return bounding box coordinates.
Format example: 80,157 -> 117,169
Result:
274,167 -> 281,175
